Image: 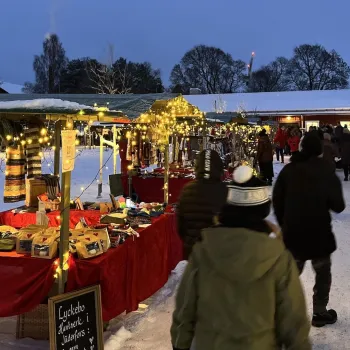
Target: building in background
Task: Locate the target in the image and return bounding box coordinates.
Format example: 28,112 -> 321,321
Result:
0,82 -> 24,94
185,90 -> 350,128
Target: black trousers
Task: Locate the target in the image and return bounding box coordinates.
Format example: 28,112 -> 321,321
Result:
275,147 -> 284,162
258,161 -> 273,182
296,256 -> 332,314
343,165 -> 350,179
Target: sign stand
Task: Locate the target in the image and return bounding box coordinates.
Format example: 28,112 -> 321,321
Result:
49,285 -> 104,350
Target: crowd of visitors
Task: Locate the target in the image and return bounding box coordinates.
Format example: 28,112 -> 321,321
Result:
172,124 -> 346,350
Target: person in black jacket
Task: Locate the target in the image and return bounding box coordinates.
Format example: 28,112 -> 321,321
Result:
341,127 -> 350,181
273,132 -> 345,328
176,149 -> 228,260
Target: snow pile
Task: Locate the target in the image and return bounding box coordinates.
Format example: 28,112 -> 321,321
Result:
0,99 -> 93,110
104,327 -> 132,350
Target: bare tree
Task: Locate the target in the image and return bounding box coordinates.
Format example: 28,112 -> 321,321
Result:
250,57 -> 291,92
287,44 -> 350,90
87,44 -> 131,94
170,45 -> 246,94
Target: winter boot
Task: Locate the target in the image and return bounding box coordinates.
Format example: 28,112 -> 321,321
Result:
344,177 -> 348,182
312,309 -> 337,327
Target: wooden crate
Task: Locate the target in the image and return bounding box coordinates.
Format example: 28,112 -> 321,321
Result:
25,178 -> 47,207
16,304 -> 49,340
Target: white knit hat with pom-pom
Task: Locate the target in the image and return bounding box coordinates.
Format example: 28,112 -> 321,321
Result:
232,165 -> 253,183
227,165 -> 269,206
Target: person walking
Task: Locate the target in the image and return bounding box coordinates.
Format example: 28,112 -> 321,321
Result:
341,127 -> 350,181
171,165 -> 311,350
176,149 -> 227,260
323,133 -> 338,172
257,129 -> 274,185
274,126 -> 287,163
273,133 -> 345,327
284,127 -> 292,155
335,122 -> 343,144
288,127 -> 301,155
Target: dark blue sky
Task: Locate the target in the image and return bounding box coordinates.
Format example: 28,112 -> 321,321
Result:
1,0 -> 349,86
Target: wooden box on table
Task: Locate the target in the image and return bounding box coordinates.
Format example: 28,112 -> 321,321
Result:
25,178 -> 46,207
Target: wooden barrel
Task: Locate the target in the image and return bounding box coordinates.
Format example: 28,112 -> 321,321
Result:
4,146 -> 26,203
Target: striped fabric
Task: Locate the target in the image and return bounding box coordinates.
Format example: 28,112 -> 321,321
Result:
24,128 -> 42,178
39,175 -> 60,200
4,147 -> 26,203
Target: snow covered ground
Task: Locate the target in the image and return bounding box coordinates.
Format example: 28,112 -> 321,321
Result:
0,147 -> 118,213
1,153 -> 350,349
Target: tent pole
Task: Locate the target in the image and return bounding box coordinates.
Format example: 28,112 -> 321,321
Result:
113,125 -> 117,174
164,143 -> 169,204
98,135 -> 103,198
58,120 -> 72,295
54,121 -> 61,176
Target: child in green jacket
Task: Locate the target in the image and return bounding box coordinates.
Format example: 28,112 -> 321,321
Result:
171,165 -> 311,350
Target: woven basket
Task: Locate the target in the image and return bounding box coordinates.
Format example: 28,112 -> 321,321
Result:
16,304 -> 49,340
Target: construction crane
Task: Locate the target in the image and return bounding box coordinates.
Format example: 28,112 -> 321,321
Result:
247,51 -> 255,90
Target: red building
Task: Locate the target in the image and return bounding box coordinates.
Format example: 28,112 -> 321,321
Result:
185,90 -> 350,129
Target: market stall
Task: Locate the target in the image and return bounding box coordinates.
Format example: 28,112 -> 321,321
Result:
120,96 -> 206,203
0,212 -> 182,321
0,97 -> 185,333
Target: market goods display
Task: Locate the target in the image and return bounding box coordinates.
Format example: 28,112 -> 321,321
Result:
1,197 -> 166,262
16,225 -> 47,254
0,225 -> 18,251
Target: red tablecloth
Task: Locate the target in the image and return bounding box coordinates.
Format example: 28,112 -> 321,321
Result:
0,251 -> 55,317
0,213 -> 183,321
0,210 -> 102,229
122,176 -> 192,204
153,167 -> 194,174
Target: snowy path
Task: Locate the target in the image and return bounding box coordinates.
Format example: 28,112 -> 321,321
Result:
117,160 -> 350,350
1,156 -> 350,349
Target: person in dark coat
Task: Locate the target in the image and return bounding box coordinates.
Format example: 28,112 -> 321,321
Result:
341,127 -> 350,181
171,165 -> 311,350
323,133 -> 338,172
273,133 -> 345,328
257,129 -> 273,185
335,122 -> 343,143
176,149 -> 228,260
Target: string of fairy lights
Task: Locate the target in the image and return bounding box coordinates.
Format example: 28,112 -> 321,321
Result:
1,100 -> 276,282
1,97 -> 276,202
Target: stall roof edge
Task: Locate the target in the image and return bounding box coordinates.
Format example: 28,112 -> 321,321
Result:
0,93 -> 180,118
185,89 -> 350,115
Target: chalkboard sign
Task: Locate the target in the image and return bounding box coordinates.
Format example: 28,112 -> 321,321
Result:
49,285 -> 103,350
